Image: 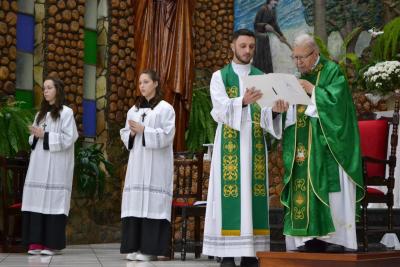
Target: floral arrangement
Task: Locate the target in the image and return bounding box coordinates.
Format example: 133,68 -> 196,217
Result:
363,61 -> 400,94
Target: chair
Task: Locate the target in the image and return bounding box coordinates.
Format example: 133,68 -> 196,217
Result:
171,151 -> 206,260
358,97 -> 399,251
0,154 -> 29,252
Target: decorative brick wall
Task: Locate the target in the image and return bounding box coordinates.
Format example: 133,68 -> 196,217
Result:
193,0 -> 234,71
44,0 -> 85,131
0,1 -> 17,97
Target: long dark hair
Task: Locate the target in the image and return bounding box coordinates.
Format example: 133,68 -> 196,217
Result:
134,69 -> 163,110
36,77 -> 65,124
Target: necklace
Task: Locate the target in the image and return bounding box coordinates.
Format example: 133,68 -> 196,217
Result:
42,113 -> 48,131
140,108 -> 151,122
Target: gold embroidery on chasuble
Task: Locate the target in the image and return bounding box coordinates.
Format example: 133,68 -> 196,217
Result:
297,105 -> 307,128
293,178 -> 307,219
295,143 -> 307,166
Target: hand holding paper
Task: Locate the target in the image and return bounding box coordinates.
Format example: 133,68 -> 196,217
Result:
242,87 -> 263,105
272,99 -> 289,113
242,73 -> 312,108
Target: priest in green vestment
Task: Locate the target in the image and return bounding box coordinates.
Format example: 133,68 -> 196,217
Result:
263,34 -> 364,252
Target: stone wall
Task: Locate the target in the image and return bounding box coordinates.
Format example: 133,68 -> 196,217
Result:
193,0 -> 234,71
44,0 -> 85,131
0,0 -> 17,97
107,0 -> 136,124
66,179 -> 121,244
33,1 -> 45,107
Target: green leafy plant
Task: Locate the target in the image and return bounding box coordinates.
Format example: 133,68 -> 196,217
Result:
314,30 -> 364,91
0,97 -> 34,157
313,35 -> 331,59
372,17 -> 400,61
185,85 -> 217,152
74,142 -> 114,198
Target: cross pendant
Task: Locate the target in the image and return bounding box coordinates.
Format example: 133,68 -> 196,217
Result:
141,113 -> 146,122
43,123 -> 47,131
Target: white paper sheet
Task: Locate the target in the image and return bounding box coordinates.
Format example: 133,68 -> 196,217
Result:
242,73 -> 312,108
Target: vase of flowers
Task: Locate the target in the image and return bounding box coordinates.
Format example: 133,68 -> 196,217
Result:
363,61 -> 400,105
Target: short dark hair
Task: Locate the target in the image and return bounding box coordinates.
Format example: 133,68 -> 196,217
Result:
232,29 -> 255,42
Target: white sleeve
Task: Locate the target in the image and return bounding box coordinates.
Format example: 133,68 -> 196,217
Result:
285,105 -> 297,128
28,134 -> 34,145
305,87 -> 319,118
143,105 -> 175,149
28,113 -> 39,145
48,109 -> 78,152
261,105 -> 297,140
120,109 -> 133,150
210,71 -> 243,131
260,107 -> 283,139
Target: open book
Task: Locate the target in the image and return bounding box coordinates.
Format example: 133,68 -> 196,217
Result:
242,73 -> 312,108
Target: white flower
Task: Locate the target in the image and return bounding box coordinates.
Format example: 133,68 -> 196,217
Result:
364,60 -> 400,93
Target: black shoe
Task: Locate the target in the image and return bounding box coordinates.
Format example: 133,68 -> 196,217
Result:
325,244 -> 345,253
295,245 -> 307,252
220,257 -> 236,267
304,238 -> 327,252
240,257 -> 258,267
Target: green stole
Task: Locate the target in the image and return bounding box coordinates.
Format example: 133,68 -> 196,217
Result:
220,63 -> 269,236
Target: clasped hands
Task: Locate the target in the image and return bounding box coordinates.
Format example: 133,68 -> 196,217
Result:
29,126 -> 45,138
128,120 -> 145,135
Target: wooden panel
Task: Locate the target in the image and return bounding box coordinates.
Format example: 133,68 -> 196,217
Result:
257,251 -> 400,267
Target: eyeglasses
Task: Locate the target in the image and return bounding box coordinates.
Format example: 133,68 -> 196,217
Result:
291,50 -> 314,62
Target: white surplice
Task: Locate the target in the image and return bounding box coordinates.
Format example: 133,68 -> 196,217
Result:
22,106 -> 78,216
202,62 -> 270,258
120,100 -> 175,221
262,103 -> 358,250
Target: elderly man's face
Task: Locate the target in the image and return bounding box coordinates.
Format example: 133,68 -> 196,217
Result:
231,35 -> 256,65
292,45 -> 318,73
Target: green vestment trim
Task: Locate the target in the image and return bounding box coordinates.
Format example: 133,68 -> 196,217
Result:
220,63 -> 269,236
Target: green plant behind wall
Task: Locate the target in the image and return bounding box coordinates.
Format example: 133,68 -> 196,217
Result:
313,31 -> 364,91
372,17 -> 400,61
0,97 -> 34,157
185,85 -> 217,152
74,141 -> 114,198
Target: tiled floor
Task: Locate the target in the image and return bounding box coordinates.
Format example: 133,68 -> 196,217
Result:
0,244 -> 220,267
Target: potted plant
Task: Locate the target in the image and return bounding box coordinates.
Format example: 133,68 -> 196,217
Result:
185,69 -> 217,152
363,60 -> 400,104
74,141 -> 114,198
0,97 -> 34,157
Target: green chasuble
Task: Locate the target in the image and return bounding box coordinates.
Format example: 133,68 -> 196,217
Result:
281,55 -> 364,236
219,63 -> 269,236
